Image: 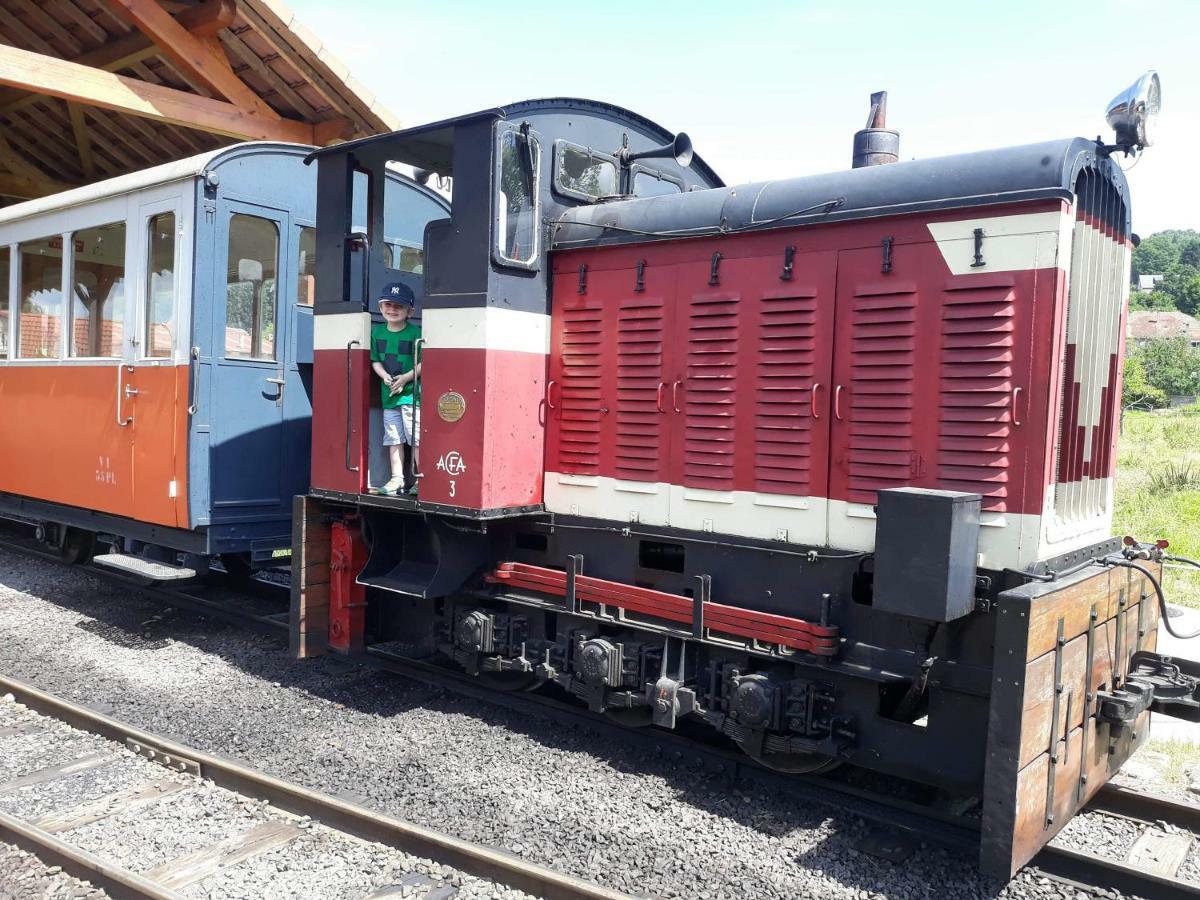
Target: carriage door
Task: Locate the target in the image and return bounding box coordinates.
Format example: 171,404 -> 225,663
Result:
208,201 -> 291,521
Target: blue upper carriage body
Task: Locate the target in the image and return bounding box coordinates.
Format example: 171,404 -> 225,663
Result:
0,142 -> 448,559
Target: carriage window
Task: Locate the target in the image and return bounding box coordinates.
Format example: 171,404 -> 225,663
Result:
633,169 -> 683,198
297,226 -> 315,306
496,128 -> 540,267
225,214 -> 279,360
555,143 -> 618,201
145,213 -> 175,358
0,247 -> 8,359
71,222 -> 126,358
18,237 -> 64,359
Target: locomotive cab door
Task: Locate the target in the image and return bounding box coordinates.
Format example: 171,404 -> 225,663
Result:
207,200 -> 293,526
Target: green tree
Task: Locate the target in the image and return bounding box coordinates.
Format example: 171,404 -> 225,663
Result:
1131,229 -> 1200,283
1135,336 -> 1200,398
1122,354 -> 1167,409
1158,265 -> 1200,315
1181,240 -> 1200,269
1129,289 -> 1176,311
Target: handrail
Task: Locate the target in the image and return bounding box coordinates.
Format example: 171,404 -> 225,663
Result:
412,337 -> 426,479
345,340 -> 360,473
115,364 -> 134,427
186,347 -> 200,416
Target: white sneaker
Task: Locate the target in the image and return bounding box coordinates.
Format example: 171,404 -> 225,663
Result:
376,476 -> 404,495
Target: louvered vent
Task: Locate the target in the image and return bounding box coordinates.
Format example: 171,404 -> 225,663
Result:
847,287 -> 917,503
684,295 -> 738,489
615,296 -> 665,480
754,291 -> 817,495
557,306 -> 604,474
1051,166 -> 1129,524
937,283 -> 1015,511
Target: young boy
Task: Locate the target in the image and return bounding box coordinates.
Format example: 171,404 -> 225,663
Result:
370,282 -> 421,495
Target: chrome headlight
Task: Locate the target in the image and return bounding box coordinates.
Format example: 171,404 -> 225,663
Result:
1106,70 -> 1161,150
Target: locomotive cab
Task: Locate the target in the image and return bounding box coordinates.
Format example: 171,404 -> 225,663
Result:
305,100 -> 721,518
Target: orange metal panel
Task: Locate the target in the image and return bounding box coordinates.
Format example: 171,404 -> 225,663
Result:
0,364 -> 188,529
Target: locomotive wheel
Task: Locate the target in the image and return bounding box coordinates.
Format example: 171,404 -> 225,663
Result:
741,744 -> 841,775
477,670 -> 538,692
57,528 -> 95,565
603,705 -> 656,728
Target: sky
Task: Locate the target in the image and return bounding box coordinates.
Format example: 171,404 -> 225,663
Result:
288,0 -> 1199,237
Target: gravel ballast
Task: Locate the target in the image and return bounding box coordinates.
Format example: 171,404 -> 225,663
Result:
0,545 -> 1181,899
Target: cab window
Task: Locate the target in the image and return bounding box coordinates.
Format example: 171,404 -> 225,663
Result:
18,236 -> 64,359
145,213 -> 175,358
225,214 -> 279,360
554,141 -> 618,202
71,222 -> 126,358
495,127 -> 540,268
633,168 -> 683,198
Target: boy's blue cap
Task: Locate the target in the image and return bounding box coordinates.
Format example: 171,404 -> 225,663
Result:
378,281 -> 414,307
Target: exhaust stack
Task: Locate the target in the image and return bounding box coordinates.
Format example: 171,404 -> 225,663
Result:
852,91 -> 899,168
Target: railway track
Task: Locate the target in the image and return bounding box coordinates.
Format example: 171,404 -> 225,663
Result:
0,672 -> 627,900
1,524 -> 1198,899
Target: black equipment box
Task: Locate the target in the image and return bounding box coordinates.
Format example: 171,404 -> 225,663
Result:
873,488 -> 982,622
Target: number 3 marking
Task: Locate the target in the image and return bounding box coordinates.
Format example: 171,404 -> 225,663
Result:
449,480 -> 456,498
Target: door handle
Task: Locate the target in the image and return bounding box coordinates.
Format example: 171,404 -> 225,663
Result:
1012,386 -> 1023,427
672,380 -> 682,413
656,382 -> 665,413
115,364 -> 134,427
834,385 -> 844,421
811,382 -> 822,419
266,376 -> 285,407
345,340 -> 360,473
547,379 -> 559,410
187,346 -> 200,415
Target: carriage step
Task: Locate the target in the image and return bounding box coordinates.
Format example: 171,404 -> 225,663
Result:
93,554 -> 197,582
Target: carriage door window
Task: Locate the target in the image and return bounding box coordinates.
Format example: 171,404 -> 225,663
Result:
225,214 -> 279,360
495,127 -> 540,267
145,213 -> 176,358
0,247 -> 9,359
18,237 -> 64,359
71,222 -> 126,358
297,226 -> 315,306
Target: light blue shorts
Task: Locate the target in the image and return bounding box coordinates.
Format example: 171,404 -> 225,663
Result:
383,405 -> 418,446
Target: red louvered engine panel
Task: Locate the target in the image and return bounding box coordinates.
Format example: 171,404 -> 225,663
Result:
615,288 -> 669,481
681,283 -> 740,491
843,281 -> 918,504
937,279 -> 1017,511
548,296 -> 605,475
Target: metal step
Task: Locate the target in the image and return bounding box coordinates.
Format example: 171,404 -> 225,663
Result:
92,554 -> 197,582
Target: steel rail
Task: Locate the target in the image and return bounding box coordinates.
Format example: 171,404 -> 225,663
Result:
0,807 -> 183,900
1033,843 -> 1200,900
0,673 -> 630,900
6,524 -> 1198,897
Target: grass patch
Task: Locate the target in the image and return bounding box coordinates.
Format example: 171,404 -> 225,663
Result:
1142,737 -> 1199,786
1114,406 -> 1200,610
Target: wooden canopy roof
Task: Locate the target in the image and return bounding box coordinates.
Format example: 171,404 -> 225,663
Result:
0,0 -> 399,207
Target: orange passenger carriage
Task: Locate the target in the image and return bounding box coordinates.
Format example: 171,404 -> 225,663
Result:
0,143 -> 447,576
294,79 -> 1200,877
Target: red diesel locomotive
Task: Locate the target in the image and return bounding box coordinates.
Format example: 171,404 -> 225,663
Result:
294,79 -> 1199,875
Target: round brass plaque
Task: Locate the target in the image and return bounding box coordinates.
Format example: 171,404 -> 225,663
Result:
437,391 -> 467,423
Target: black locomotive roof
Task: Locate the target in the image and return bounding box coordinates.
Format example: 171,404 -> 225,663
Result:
305,98 -> 722,187
552,137 -> 1130,250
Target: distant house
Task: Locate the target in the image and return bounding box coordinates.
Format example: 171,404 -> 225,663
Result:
1127,310 -> 1200,347
1136,274 -> 1164,292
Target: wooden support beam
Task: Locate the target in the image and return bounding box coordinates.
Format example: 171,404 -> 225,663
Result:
0,43 -> 313,143
67,103 -> 97,178
0,0 -> 238,113
102,0 -> 274,118
0,173 -> 75,200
